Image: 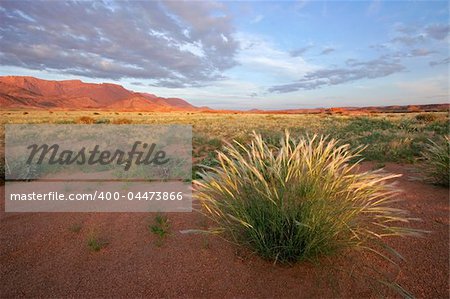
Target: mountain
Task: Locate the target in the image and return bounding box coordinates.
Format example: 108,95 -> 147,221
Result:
138,93 -> 196,110
0,76 -> 199,111
256,104 -> 449,114
1,76 -> 447,113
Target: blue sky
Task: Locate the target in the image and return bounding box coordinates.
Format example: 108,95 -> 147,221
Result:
0,0 -> 448,109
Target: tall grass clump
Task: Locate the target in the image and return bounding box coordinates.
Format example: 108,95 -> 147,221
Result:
195,131 -> 419,265
421,136 -> 449,186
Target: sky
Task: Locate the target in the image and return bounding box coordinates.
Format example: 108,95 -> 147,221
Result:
0,0 -> 448,110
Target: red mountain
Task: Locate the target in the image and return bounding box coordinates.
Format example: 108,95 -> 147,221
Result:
0,76 -> 199,111
1,76 -> 447,114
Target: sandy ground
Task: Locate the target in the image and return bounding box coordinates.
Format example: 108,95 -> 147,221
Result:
1,162 -> 448,298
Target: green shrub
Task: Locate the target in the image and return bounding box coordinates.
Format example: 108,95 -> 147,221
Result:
87,234 -> 107,251
95,118 -> 110,124
415,113 -> 437,122
425,119 -> 450,135
55,119 -> 75,124
195,132 -> 420,292
149,213 -> 170,246
193,152 -> 219,180
421,136 -> 449,186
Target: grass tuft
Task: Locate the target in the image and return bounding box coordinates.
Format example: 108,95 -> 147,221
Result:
95,118 -> 110,124
195,131 -> 421,293
87,233 -> 108,252
149,213 -> 170,246
421,136 -> 449,186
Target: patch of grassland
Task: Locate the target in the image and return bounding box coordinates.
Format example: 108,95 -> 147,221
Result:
0,110 -> 448,168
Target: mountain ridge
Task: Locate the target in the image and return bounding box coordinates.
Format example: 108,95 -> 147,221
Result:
0,76 -> 199,111
0,76 -> 448,113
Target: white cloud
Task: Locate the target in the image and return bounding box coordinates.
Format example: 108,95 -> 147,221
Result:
130,32 -> 323,109
234,32 -> 318,82
0,1 -> 239,87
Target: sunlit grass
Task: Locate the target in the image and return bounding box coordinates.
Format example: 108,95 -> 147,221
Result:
421,136 -> 450,186
1,110 -> 447,164
195,132 -> 422,293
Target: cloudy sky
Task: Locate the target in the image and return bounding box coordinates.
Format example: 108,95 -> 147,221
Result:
0,0 -> 448,109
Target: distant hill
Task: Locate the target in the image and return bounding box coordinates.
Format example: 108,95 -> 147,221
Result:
256,104 -> 449,114
0,76 -> 199,111
0,76 -> 448,113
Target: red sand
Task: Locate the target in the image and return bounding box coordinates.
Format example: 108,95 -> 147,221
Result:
1,162 -> 448,298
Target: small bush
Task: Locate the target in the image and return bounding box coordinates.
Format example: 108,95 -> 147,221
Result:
55,119 -> 75,124
113,118 -> 132,124
95,118 -> 110,124
425,119 -> 450,135
196,132 -> 420,293
87,234 -> 108,252
421,136 -> 449,186
415,113 -> 437,122
193,152 -> 219,180
77,116 -> 95,124
149,213 -> 170,246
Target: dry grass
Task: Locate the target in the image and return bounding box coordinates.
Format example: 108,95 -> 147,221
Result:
0,110 -> 448,164
112,118 -> 133,124
421,136 -> 450,186
77,116 -> 95,124
195,131 -> 422,295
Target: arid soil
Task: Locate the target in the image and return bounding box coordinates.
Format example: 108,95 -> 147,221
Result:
1,162 -> 448,298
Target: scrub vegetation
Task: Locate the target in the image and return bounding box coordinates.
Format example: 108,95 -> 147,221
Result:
195,131 -> 422,294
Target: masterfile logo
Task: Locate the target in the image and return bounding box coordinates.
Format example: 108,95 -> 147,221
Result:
4,124 -> 192,212
26,141 -> 170,171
